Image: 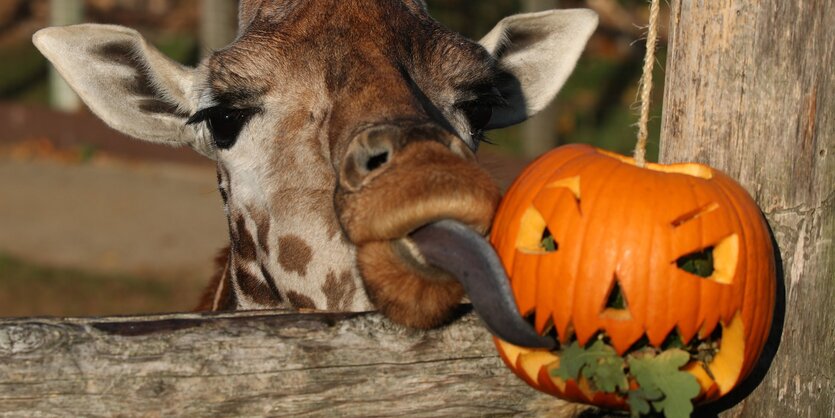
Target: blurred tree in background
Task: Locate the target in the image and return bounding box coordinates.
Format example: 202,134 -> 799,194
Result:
0,0 -> 665,161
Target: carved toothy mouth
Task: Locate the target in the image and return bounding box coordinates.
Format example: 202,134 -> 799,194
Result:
495,312 -> 746,403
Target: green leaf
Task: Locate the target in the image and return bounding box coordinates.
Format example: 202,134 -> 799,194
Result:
627,349 -> 701,418
627,389 -> 652,418
541,234 -> 557,252
553,341 -> 586,381
552,339 -> 628,393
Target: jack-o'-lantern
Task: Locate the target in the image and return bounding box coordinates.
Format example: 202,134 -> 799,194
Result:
490,144 -> 775,412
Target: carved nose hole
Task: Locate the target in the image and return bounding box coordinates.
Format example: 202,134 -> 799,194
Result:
365,151 -> 389,172
601,275 -> 631,320
605,279 -> 628,310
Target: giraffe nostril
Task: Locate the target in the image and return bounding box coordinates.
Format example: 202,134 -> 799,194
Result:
365,151 -> 389,172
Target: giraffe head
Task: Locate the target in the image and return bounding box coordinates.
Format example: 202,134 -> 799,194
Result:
33,0 -> 596,347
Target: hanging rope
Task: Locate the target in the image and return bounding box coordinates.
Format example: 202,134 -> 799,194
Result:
634,0 -> 661,167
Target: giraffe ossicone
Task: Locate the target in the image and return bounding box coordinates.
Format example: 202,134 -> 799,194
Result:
33,0 -> 597,348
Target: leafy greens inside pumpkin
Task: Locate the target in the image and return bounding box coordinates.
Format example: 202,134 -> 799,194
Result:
551,333 -> 709,418
540,227 -> 558,252
676,247 -> 715,278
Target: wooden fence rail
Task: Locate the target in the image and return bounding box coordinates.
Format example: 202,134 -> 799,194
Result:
0,310 -> 592,417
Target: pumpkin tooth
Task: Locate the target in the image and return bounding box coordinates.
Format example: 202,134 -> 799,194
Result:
705,314 -> 744,395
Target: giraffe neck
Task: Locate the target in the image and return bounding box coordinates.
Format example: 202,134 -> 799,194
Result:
217,167 -> 373,312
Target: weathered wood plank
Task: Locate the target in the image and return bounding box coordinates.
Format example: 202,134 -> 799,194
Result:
0,310 -> 590,417
660,1 -> 834,417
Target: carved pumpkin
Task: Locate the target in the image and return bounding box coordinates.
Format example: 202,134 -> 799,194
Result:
490,144 -> 775,408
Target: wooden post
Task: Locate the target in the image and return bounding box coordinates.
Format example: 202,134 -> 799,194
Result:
200,0 -> 238,56
48,0 -> 83,111
520,0 -> 560,158
660,1 -> 833,416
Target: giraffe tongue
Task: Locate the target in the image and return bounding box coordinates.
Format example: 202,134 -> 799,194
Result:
409,219 -> 555,349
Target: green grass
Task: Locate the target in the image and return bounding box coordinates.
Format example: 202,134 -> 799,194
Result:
0,253 -> 203,318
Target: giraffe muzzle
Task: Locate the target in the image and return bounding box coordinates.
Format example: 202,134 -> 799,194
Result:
335,137 -> 549,347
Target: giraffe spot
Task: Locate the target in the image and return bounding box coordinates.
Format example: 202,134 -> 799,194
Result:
259,264 -> 283,303
216,168 -> 230,204
278,235 -> 313,276
287,290 -> 316,310
323,270 -> 358,311
233,216 -> 257,262
250,209 -> 272,254
235,266 -> 277,305
217,165 -> 232,203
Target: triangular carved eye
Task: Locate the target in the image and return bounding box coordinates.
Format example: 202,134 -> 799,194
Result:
601,275 -> 631,320
545,176 -> 581,203
677,247 -> 715,277
540,226 -> 558,252
516,206 -> 558,254
676,234 -> 738,284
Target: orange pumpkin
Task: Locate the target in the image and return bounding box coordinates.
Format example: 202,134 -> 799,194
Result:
490,144 -> 775,407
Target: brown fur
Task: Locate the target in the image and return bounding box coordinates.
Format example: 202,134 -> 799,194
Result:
337,141 -> 500,244
277,235 -> 313,276
236,265 -> 279,305
322,270 -> 358,311
287,291 -> 316,310
358,241 -> 464,329
196,247 -> 235,311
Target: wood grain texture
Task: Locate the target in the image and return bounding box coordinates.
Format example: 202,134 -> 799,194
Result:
660,1 -> 834,417
0,310 -> 591,417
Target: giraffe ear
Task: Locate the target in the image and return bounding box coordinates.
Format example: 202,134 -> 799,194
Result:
238,0 -> 265,34
479,9 -> 598,129
33,24 -> 215,158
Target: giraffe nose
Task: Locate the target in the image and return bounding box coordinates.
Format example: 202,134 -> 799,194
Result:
340,126 -> 396,191
339,124 -> 470,191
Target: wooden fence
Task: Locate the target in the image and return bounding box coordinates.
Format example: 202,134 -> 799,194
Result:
0,310 -> 594,416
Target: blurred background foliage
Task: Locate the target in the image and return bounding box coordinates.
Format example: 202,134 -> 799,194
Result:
0,0 -> 666,159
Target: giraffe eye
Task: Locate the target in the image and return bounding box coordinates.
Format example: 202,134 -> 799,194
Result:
187,106 -> 259,149
460,101 -> 493,132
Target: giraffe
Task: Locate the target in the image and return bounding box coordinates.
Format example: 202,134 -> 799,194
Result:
33,0 -> 597,348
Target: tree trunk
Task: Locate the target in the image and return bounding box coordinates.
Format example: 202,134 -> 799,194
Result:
660,1 -> 834,417
0,310 -> 590,417
48,0 -> 83,111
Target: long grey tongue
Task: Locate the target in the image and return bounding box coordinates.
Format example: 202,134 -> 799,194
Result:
410,219 -> 555,349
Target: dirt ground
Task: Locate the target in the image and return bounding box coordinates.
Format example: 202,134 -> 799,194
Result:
0,156 -> 225,274
0,103 -> 226,317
